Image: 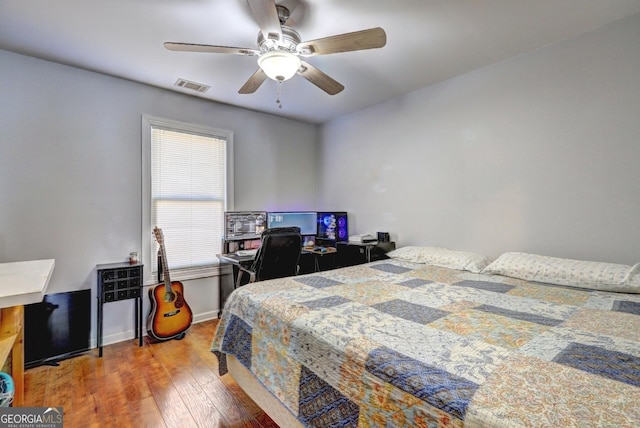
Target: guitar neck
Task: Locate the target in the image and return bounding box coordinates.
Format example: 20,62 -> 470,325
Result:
157,239 -> 172,289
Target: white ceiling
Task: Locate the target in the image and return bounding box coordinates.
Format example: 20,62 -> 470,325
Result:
2,0 -> 640,124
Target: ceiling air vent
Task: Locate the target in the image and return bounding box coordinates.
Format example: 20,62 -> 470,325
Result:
174,78 -> 210,93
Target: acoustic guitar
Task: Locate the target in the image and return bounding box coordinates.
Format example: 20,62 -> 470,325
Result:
147,226 -> 193,341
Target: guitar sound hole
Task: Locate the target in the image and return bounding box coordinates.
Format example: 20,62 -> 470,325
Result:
163,292 -> 176,303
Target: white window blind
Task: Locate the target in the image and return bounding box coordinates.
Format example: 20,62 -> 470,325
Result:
143,116 -> 233,283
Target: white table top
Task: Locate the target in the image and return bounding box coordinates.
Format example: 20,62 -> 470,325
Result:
0,259 -> 55,308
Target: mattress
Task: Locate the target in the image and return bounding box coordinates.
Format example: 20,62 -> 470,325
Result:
211,259 -> 640,427
227,354 -> 303,427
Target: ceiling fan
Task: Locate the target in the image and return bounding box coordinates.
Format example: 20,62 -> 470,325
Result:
164,0 -> 387,96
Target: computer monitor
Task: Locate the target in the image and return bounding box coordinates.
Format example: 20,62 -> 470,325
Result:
224,211 -> 266,241
267,211 -> 317,236
317,212 -> 349,243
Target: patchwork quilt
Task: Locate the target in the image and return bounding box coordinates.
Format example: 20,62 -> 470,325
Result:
211,259 -> 640,427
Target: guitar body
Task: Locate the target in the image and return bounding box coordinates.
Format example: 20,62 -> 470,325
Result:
147,227 -> 193,341
147,280 -> 193,340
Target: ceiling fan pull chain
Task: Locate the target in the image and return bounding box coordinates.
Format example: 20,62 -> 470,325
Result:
276,80 -> 283,109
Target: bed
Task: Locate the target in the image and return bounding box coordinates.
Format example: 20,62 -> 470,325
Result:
211,247 -> 640,427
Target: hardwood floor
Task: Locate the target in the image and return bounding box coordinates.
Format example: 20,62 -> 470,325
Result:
24,320 -> 279,428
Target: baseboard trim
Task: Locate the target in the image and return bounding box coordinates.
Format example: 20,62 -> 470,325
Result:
91,309 -> 220,349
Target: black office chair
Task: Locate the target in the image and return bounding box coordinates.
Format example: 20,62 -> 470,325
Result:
235,227 -> 302,288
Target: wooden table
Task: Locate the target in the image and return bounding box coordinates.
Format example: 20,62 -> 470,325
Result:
0,259 -> 55,406
302,246 -> 337,272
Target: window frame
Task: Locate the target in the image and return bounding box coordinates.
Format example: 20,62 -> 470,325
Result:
141,115 -> 234,286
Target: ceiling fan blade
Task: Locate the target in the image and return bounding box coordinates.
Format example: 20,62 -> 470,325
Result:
164,42 -> 259,56
246,0 -> 282,42
297,27 -> 387,56
238,68 -> 268,94
297,61 -> 344,95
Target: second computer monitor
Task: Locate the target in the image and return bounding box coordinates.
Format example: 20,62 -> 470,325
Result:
224,211 -> 266,241
267,211 -> 317,236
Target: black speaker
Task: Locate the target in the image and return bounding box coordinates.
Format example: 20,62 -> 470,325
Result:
377,232 -> 390,242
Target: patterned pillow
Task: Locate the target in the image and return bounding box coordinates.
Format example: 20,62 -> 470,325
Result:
386,246 -> 492,273
482,252 -> 640,293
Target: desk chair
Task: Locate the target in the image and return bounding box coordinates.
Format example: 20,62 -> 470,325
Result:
235,227 -> 302,289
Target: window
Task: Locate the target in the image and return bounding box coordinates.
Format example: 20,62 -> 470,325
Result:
142,115 -> 234,284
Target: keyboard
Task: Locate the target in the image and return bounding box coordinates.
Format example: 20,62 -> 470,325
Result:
236,249 -> 258,257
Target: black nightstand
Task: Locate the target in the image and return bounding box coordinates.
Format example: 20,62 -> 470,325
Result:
96,262 -> 143,357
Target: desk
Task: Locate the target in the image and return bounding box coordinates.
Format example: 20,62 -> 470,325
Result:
336,241 -> 396,267
218,253 -> 255,265
0,259 -> 55,406
216,254 -> 254,317
219,248 -> 335,276
302,246 -> 337,272
216,248 -> 336,316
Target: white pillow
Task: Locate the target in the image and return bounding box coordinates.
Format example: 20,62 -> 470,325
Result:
386,246 -> 492,273
482,252 -> 640,293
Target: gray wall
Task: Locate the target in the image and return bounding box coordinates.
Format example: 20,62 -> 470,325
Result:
318,13 -> 640,265
0,50 -> 317,345
2,12 -> 639,348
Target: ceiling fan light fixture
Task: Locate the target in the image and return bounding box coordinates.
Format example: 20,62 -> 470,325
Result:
258,51 -> 301,81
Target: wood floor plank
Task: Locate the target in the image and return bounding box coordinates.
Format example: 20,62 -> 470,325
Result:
23,319 -> 276,428
144,334 -> 229,427
127,395 -> 167,428
200,376 -> 264,427
137,359 -> 197,427
67,391 -> 101,427
24,365 -> 48,406
167,368 -> 226,427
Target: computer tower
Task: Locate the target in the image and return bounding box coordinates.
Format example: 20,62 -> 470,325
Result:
317,212 -> 348,243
